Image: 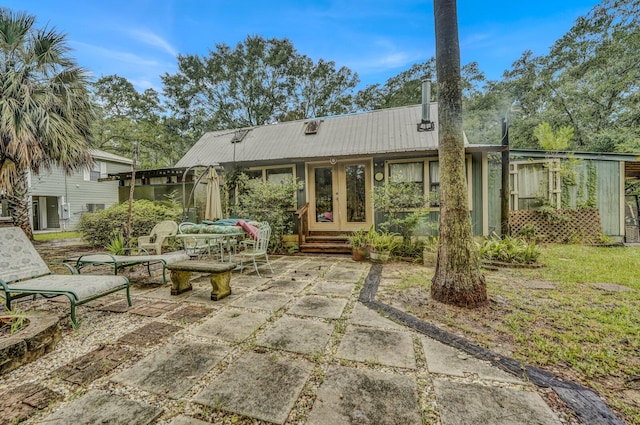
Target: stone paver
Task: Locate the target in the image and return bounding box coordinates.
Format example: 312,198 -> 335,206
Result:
97,299 -> 133,313
112,341 -> 228,398
336,325 -> 416,369
0,383 -> 62,425
231,292 -> 292,312
323,268 -> 363,283
521,280 -> 556,290
263,278 -> 310,293
40,390 -> 163,425
287,295 -> 347,319
232,275 -> 271,289
591,282 -> 635,292
195,351 -> 312,424
256,315 -> 333,354
166,305 -> 215,323
168,415 -> 212,425
56,345 -> 133,385
307,365 -> 421,425
129,300 -> 178,317
433,379 -> 562,425
117,321 -> 182,347
190,308 -> 270,342
308,281 -> 355,297
348,302 -> 404,330
421,336 -> 522,383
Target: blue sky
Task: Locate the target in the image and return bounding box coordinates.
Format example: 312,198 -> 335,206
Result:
7,0 -> 600,92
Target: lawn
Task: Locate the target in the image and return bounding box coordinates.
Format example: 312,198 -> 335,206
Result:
33,231 -> 82,241
378,244 -> 640,424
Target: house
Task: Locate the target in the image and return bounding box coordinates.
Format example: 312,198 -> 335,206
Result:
176,96 -> 504,251
8,149 -> 133,231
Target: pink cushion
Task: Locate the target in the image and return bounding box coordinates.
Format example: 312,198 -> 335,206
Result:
237,220 -> 259,240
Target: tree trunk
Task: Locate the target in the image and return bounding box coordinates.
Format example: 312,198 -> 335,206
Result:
6,173 -> 34,240
431,0 -> 487,308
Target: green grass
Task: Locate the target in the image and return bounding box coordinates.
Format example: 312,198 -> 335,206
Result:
525,244 -> 640,290
388,244 -> 640,423
33,231 -> 82,241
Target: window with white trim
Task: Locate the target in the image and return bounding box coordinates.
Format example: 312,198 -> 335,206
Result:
83,161 -> 106,182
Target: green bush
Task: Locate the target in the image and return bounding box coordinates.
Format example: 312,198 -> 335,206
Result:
231,173 -> 301,253
479,235 -> 541,264
78,200 -> 181,248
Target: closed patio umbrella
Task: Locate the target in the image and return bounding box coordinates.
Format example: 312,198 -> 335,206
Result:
204,168 -> 223,221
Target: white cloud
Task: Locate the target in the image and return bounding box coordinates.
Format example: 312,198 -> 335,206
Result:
127,29 -> 178,57
73,41 -> 160,67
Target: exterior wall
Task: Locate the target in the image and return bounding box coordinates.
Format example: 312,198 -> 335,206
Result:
218,152 -> 490,237
29,160 -> 130,230
506,152 -> 625,240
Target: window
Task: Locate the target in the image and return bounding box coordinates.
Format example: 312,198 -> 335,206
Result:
245,169 -> 263,180
385,157 -> 472,210
389,162 -> 424,190
84,161 -> 106,181
246,165 -> 295,185
86,203 -> 105,212
266,167 -> 293,185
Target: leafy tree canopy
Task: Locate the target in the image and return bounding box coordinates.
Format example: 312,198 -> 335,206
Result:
162,35 -> 359,134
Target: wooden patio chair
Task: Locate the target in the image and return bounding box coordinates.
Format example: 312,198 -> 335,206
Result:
137,220 -> 178,254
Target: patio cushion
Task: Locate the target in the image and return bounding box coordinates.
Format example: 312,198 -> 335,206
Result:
0,227 -> 50,282
8,274 -> 127,301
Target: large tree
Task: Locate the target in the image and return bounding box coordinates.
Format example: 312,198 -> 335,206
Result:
162,35 -> 359,134
90,75 -> 181,168
0,9 -> 93,238
431,0 -> 487,307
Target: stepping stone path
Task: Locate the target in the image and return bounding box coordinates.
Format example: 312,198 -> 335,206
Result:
0,256 -> 579,424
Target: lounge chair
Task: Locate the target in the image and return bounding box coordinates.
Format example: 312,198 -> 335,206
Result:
0,227 -> 131,327
137,220 -> 178,254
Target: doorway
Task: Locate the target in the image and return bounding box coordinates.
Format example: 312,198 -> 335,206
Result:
308,160 -> 373,232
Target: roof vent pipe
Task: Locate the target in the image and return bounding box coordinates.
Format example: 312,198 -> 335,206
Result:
421,78 -> 431,122
417,77 -> 435,132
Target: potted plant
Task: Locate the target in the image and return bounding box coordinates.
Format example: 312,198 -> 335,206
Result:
369,231 -> 400,263
347,228 -> 370,261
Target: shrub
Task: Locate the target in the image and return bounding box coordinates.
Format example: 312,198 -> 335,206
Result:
478,235 -> 541,264
78,200 -> 181,248
231,173 -> 301,253
372,178 -> 435,242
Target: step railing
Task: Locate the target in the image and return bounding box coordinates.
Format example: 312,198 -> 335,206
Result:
296,202 -> 309,249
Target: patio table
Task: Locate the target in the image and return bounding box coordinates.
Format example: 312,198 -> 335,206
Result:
175,232 -> 244,262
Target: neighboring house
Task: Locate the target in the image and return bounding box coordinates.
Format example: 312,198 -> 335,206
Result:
25,149 -> 132,230
176,98 -> 504,248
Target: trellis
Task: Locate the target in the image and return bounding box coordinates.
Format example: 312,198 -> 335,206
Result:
510,209 -> 603,244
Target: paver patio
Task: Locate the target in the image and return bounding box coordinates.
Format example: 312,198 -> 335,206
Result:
0,249 -> 617,425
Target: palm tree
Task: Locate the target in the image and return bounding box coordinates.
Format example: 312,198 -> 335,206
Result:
431,0 -> 487,307
0,8 -> 93,239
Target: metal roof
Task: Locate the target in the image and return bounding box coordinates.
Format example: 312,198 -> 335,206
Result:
177,103 -> 487,167
89,149 -> 133,164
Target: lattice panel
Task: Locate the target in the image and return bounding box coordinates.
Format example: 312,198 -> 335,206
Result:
510,209 -> 603,243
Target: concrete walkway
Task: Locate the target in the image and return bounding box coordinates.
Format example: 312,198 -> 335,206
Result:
1,255 -> 619,424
